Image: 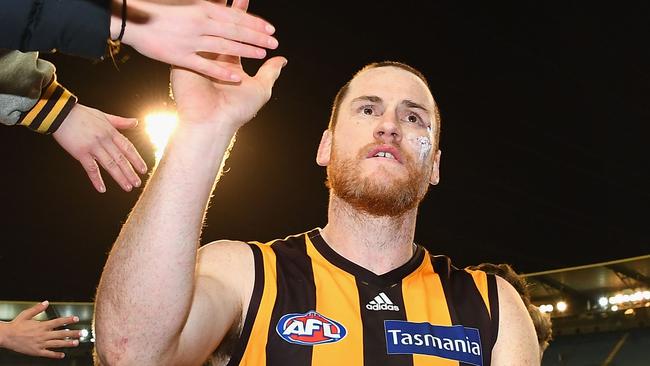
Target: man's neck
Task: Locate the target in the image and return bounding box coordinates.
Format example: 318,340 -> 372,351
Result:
320,194 -> 418,275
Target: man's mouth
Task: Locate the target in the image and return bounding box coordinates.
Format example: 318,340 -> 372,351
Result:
366,145 -> 403,164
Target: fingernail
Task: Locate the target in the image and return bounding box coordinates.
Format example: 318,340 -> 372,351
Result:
268,37 -> 278,48
99,185 -> 106,193
72,340 -> 79,346
126,184 -> 133,191
265,24 -> 275,34
140,167 -> 148,174
134,179 -> 141,187
230,73 -> 241,82
133,119 -> 139,127
282,59 -> 288,67
257,49 -> 266,58
41,300 -> 49,306
73,316 -> 79,322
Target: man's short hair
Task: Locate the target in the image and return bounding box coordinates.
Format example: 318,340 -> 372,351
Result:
328,61 -> 441,149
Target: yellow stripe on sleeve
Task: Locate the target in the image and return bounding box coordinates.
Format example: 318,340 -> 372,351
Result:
36,87 -> 74,133
19,80 -> 59,127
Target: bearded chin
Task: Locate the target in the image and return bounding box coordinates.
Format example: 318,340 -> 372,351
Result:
327,156 -> 429,217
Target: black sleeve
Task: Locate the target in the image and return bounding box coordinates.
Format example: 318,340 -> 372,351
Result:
0,0 -> 111,59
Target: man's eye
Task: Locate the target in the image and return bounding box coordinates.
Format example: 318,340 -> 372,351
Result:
405,113 -> 421,123
361,106 -> 375,115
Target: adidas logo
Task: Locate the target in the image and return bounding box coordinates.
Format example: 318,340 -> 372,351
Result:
366,292 -> 400,311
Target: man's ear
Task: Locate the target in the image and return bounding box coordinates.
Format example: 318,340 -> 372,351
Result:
429,150 -> 442,185
316,129 -> 332,166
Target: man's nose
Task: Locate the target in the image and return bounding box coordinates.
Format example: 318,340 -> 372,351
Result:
373,113 -> 402,144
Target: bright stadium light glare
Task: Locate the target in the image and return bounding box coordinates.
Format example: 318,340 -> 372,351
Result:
611,305 -> 619,311
539,304 -> 554,313
145,111 -> 179,162
80,329 -> 89,338
599,297 -> 609,307
556,301 -> 568,312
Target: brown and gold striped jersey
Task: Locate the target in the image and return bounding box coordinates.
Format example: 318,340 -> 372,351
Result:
226,229 -> 498,366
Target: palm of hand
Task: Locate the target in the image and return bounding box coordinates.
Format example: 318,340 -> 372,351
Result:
171,56 -> 273,129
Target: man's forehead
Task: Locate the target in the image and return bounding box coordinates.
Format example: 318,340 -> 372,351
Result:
345,66 -> 435,107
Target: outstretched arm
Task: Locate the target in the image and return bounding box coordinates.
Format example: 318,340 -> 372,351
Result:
94,1 -> 287,363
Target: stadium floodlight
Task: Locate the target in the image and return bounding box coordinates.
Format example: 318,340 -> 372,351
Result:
145,111 -> 179,162
556,301 -> 568,312
598,297 -> 608,307
539,304 -> 554,313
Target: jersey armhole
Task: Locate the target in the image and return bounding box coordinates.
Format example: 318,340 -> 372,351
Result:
487,273 -> 500,349
226,243 -> 265,366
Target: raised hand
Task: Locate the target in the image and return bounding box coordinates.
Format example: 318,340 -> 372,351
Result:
53,104 -> 148,193
114,0 -> 279,82
0,301 -> 81,359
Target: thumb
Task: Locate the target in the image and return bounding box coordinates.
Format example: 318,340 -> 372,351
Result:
105,113 -> 139,130
254,56 -> 287,91
17,301 -> 49,320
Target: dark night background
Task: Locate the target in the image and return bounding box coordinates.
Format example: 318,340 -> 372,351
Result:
1,1 -> 648,302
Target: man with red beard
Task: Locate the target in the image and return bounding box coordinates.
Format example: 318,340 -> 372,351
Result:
94,11 -> 538,365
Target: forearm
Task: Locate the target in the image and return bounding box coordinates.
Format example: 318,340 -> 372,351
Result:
95,122 -> 238,363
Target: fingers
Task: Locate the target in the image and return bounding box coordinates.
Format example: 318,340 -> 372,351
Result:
113,133 -> 148,175
105,114 -> 138,130
44,339 -> 80,349
93,145 -> 141,192
231,0 -> 250,12
17,301 -> 49,320
43,315 -> 79,330
81,156 -> 106,193
198,36 -> 267,59
48,329 -> 82,340
186,55 -> 242,82
255,56 -> 288,90
206,2 -> 274,36
204,22 -> 278,52
37,349 -> 66,359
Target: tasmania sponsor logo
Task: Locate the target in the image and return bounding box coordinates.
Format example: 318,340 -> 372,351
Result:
276,311 -> 347,345
366,292 -> 400,311
384,320 -> 483,366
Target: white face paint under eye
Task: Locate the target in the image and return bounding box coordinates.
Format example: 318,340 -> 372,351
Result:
415,136 -> 432,162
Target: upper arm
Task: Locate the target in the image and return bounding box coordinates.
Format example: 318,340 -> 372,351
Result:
173,240 -> 256,365
491,276 -> 540,365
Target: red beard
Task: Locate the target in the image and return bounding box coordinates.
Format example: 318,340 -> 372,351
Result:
326,142 -> 430,217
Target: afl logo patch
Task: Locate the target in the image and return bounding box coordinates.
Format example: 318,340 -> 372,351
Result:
276,311 -> 347,345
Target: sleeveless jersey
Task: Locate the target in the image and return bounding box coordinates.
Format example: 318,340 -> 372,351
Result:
225,229 -> 499,366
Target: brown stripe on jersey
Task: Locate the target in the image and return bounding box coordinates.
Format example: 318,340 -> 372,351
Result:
431,255 -> 496,366
486,275 -> 499,348
238,243 -> 278,366
266,234 -> 317,365
465,270 -> 491,318
305,232 -> 364,365
227,244 -> 265,366
357,279 -> 412,366
402,254 -> 457,366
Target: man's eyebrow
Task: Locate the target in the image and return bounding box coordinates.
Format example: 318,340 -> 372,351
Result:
350,95 -> 383,104
402,99 -> 429,113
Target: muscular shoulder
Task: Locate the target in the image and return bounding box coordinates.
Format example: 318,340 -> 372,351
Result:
492,276 -> 540,364
198,240 -> 254,276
